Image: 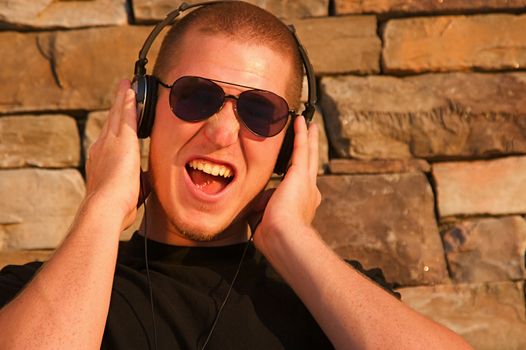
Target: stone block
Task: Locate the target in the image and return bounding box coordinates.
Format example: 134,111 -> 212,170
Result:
433,156 -> 526,217
132,0 -> 329,23
313,173 -> 449,286
399,282 -> 526,350
383,14 -> 526,73
293,16 -> 380,75
442,216 -> 526,283
335,0 -> 526,15
0,0 -> 127,29
329,159 -> 430,174
0,115 -> 80,168
0,169 -> 85,250
320,73 -> 526,160
0,250 -> 53,270
0,26 -> 158,114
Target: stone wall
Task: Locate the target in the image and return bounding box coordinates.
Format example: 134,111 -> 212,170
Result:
1,1 -> 525,348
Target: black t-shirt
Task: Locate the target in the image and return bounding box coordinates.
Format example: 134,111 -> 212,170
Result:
0,233 -> 399,349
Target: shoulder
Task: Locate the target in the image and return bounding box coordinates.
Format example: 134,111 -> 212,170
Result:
0,261 -> 43,307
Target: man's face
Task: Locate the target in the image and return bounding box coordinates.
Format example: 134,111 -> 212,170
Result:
148,29 -> 293,243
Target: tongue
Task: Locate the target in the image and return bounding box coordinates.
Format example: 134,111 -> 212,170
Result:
188,168 -> 230,195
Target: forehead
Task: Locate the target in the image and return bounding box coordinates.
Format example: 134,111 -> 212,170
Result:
165,29 -> 293,100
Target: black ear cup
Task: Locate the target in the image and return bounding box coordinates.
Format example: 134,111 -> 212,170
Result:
133,75 -> 158,139
273,118 -> 295,175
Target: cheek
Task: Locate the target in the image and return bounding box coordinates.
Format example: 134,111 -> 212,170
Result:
245,135 -> 284,176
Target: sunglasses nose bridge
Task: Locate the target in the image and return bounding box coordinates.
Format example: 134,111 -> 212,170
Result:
221,94 -> 240,118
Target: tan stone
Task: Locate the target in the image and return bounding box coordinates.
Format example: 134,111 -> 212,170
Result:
0,115 -> 80,168
0,0 -> 127,29
383,14 -> 526,73
293,16 -> 380,75
433,156 -> 526,217
0,26 -> 159,114
0,169 -> 85,249
335,0 -> 526,15
329,159 -> 430,174
132,0 -> 329,22
399,282 -> 526,350
442,216 -> 526,283
0,250 -> 53,270
320,73 -> 526,159
313,173 -> 449,286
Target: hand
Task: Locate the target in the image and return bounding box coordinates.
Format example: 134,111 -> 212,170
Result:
250,115 -> 321,248
85,80 -> 143,230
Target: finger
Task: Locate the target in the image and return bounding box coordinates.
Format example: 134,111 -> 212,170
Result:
107,80 -> 130,136
119,88 -> 138,136
289,115 -> 309,169
307,122 -> 319,178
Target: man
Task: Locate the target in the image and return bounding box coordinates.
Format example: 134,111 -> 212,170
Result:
0,2 -> 472,349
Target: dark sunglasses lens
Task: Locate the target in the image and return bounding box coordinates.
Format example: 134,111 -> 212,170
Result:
237,91 -> 289,137
169,77 -> 224,121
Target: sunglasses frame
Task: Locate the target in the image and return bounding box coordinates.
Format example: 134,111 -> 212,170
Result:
157,75 -> 296,138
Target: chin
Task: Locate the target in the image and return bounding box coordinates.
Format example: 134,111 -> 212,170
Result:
170,212 -> 231,241
170,207 -> 250,244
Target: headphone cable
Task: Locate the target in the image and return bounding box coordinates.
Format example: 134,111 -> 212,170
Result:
141,174 -> 159,350
141,173 -> 255,350
200,232 -> 254,350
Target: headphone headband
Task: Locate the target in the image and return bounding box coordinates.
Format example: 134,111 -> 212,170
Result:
133,1 -> 317,120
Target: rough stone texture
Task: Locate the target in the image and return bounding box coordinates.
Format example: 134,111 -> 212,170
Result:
313,173 -> 448,286
383,14 -> 526,73
399,282 -> 526,350
0,115 -> 80,168
0,169 -> 85,250
0,0 -> 128,29
0,250 -> 53,270
293,16 -> 380,75
329,159 -> 430,174
132,0 -> 329,22
335,0 -> 526,15
320,73 -> 526,160
0,0 -> 127,29
442,216 -> 526,283
0,26 -> 158,114
433,156 -> 526,217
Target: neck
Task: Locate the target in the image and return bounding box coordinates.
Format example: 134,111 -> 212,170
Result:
138,193 -> 251,247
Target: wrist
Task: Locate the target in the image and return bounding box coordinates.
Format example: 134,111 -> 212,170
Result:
254,221 -> 316,259
79,192 -> 129,233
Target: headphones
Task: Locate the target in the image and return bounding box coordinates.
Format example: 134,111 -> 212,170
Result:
132,1 -> 317,175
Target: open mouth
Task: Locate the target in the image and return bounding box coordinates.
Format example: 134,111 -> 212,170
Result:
186,159 -> 235,195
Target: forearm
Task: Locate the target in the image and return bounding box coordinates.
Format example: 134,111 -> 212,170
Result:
257,225 -> 473,350
0,194 -> 124,350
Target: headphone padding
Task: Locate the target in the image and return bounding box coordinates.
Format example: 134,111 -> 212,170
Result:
273,120 -> 295,175
137,75 -> 158,138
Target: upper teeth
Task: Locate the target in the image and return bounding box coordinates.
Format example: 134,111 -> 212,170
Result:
188,160 -> 233,178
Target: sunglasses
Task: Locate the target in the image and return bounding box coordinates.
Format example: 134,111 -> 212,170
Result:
157,76 -> 295,138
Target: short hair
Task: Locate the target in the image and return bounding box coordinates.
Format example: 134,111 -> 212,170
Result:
152,1 -> 304,110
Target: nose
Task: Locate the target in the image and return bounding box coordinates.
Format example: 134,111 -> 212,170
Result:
203,98 -> 240,148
